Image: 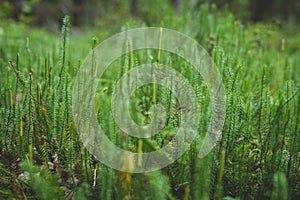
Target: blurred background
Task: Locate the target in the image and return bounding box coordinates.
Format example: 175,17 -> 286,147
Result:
0,0 -> 299,31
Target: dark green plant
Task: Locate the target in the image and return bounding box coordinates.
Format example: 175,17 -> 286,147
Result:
0,3 -> 299,199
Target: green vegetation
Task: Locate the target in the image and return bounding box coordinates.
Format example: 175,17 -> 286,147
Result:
0,2 -> 300,200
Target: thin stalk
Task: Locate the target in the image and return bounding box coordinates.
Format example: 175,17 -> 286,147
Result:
27,71 -> 33,147
152,28 -> 163,104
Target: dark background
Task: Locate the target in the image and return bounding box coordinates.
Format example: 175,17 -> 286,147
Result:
0,0 -> 299,30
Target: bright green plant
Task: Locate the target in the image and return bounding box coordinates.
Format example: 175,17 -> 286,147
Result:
0,3 -> 299,200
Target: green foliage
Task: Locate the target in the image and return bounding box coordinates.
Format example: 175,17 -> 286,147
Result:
72,182 -> 93,200
271,172 -> 289,200
0,3 -> 299,200
148,171 -> 171,200
21,160 -> 65,200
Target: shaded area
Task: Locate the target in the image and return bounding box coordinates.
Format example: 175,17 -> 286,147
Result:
0,0 -> 299,29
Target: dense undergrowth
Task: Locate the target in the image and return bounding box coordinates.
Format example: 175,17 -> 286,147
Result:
0,4 -> 299,200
